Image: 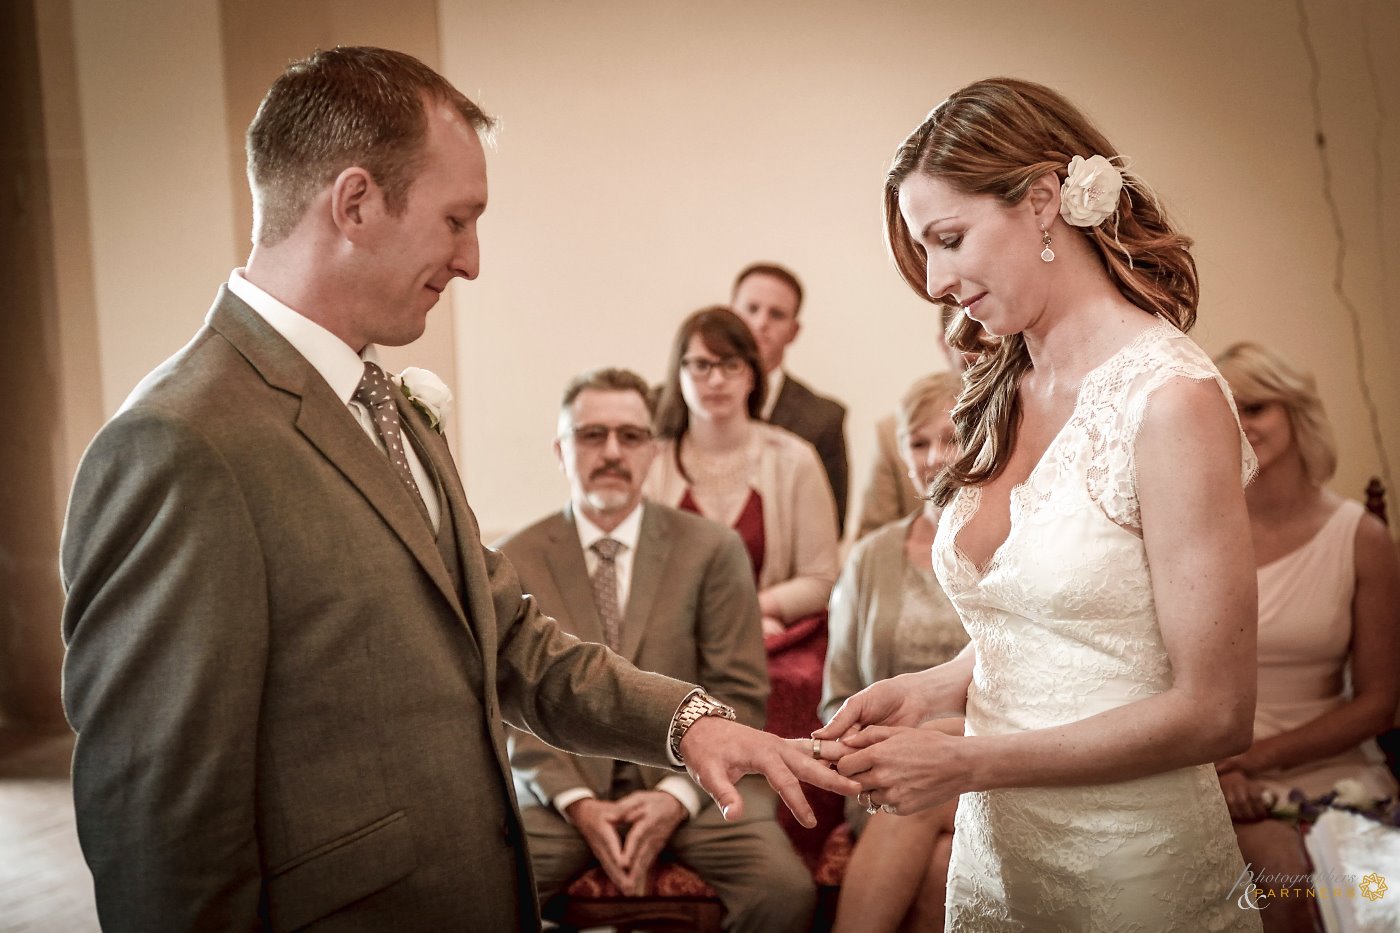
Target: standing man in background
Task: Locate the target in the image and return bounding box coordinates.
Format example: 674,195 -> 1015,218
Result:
731,262 -> 850,533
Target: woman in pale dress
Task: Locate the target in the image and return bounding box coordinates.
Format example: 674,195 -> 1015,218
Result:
1214,342 -> 1400,932
822,372 -> 968,932
814,77 -> 1261,931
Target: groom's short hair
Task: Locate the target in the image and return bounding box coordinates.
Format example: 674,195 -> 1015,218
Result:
246,46 -> 495,246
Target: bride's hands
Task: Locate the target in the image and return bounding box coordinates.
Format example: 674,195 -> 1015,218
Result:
830,719 -> 971,816
813,651 -> 974,741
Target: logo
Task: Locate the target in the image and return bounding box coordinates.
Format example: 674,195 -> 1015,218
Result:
1359,873 -> 1388,902
1229,866 -> 1267,911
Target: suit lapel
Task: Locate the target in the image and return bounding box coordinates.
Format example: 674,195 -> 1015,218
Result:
208,290 -> 468,634
396,396 -> 484,665
768,376 -> 797,427
547,505 -> 605,644
621,506 -> 669,662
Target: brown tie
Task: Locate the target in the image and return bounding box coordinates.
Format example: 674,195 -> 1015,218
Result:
590,537 -> 625,653
354,362 -> 425,505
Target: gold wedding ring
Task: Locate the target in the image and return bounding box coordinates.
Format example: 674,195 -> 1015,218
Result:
811,737 -> 822,760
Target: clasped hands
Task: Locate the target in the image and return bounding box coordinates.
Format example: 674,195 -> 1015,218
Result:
670,663 -> 972,839
566,791 -> 688,895
1215,750 -> 1275,822
804,668 -> 974,817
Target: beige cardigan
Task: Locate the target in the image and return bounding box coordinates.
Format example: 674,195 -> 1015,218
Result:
644,422 -> 840,621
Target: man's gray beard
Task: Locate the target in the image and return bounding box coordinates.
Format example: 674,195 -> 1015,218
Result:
586,489 -> 633,514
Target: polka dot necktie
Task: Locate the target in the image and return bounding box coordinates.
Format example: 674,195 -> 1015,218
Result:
590,537 -> 625,653
354,361 -> 425,504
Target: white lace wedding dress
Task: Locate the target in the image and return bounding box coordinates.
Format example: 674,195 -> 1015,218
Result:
932,320 -> 1261,932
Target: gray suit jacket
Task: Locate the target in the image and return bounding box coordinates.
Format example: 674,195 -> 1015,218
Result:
768,374 -> 849,533
60,288 -> 693,932
498,503 -> 767,810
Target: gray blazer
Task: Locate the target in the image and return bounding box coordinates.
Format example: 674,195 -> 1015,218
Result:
768,374 -> 849,533
60,288 -> 693,932
498,503 -> 767,810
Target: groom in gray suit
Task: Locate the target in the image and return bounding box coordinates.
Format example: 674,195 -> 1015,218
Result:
499,368 -> 814,932
59,47 -> 850,933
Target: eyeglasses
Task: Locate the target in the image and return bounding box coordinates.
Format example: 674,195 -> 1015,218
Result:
564,424 -> 654,448
680,356 -> 748,379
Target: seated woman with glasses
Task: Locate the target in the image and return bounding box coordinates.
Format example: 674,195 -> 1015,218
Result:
645,306 -> 842,861
821,372 -> 968,932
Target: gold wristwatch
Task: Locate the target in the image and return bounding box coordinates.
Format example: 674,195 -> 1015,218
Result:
669,689 -> 737,763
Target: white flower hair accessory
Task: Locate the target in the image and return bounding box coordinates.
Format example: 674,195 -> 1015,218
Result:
1059,154 -> 1124,227
395,367 -> 453,434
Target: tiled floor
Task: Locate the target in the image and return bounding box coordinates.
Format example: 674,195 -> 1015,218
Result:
0,729 -> 99,932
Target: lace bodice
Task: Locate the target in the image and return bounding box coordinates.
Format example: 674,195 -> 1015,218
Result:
935,320 -> 1255,732
933,320 -> 1259,932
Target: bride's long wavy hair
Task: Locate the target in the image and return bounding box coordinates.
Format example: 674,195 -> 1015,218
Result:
884,78 -> 1199,506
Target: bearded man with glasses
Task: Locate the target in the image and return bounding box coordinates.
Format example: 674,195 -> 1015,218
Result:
496,367 -> 815,932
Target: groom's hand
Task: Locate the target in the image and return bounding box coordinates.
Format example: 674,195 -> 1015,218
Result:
679,718 -> 859,825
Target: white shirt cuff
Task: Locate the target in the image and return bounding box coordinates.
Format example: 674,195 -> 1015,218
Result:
656,776 -> 702,820
553,787 -> 596,822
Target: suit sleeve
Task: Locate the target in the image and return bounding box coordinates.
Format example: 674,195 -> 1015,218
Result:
815,405 -> 850,535
694,531 -> 769,729
496,539 -> 613,809
61,409 -> 266,931
486,544 -> 695,770
506,723 -> 596,808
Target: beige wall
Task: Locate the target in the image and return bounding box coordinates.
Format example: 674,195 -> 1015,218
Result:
10,1 -> 1398,727
60,0 -> 455,419
2,0 -> 66,727
70,0 -> 242,413
438,0 -> 1399,539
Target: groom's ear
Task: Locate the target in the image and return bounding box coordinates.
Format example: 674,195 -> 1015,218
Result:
329,166 -> 376,240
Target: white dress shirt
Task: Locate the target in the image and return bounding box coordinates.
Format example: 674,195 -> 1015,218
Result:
554,501 -> 702,820
228,270 -> 441,531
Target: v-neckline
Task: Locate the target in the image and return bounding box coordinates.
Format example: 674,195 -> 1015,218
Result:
950,321 -> 1167,579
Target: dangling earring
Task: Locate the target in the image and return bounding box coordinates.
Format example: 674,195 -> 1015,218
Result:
1040,226 -> 1055,263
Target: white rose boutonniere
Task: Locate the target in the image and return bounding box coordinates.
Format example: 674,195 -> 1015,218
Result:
396,367 -> 453,434
1059,154 -> 1124,228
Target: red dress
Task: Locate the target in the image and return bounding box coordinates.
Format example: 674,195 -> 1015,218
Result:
678,488 -> 842,869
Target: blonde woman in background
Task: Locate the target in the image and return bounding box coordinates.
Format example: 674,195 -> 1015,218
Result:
822,372 -> 968,932
1214,342 -> 1399,932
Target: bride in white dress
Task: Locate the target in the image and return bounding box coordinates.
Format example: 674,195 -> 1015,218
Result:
814,78 -> 1262,931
